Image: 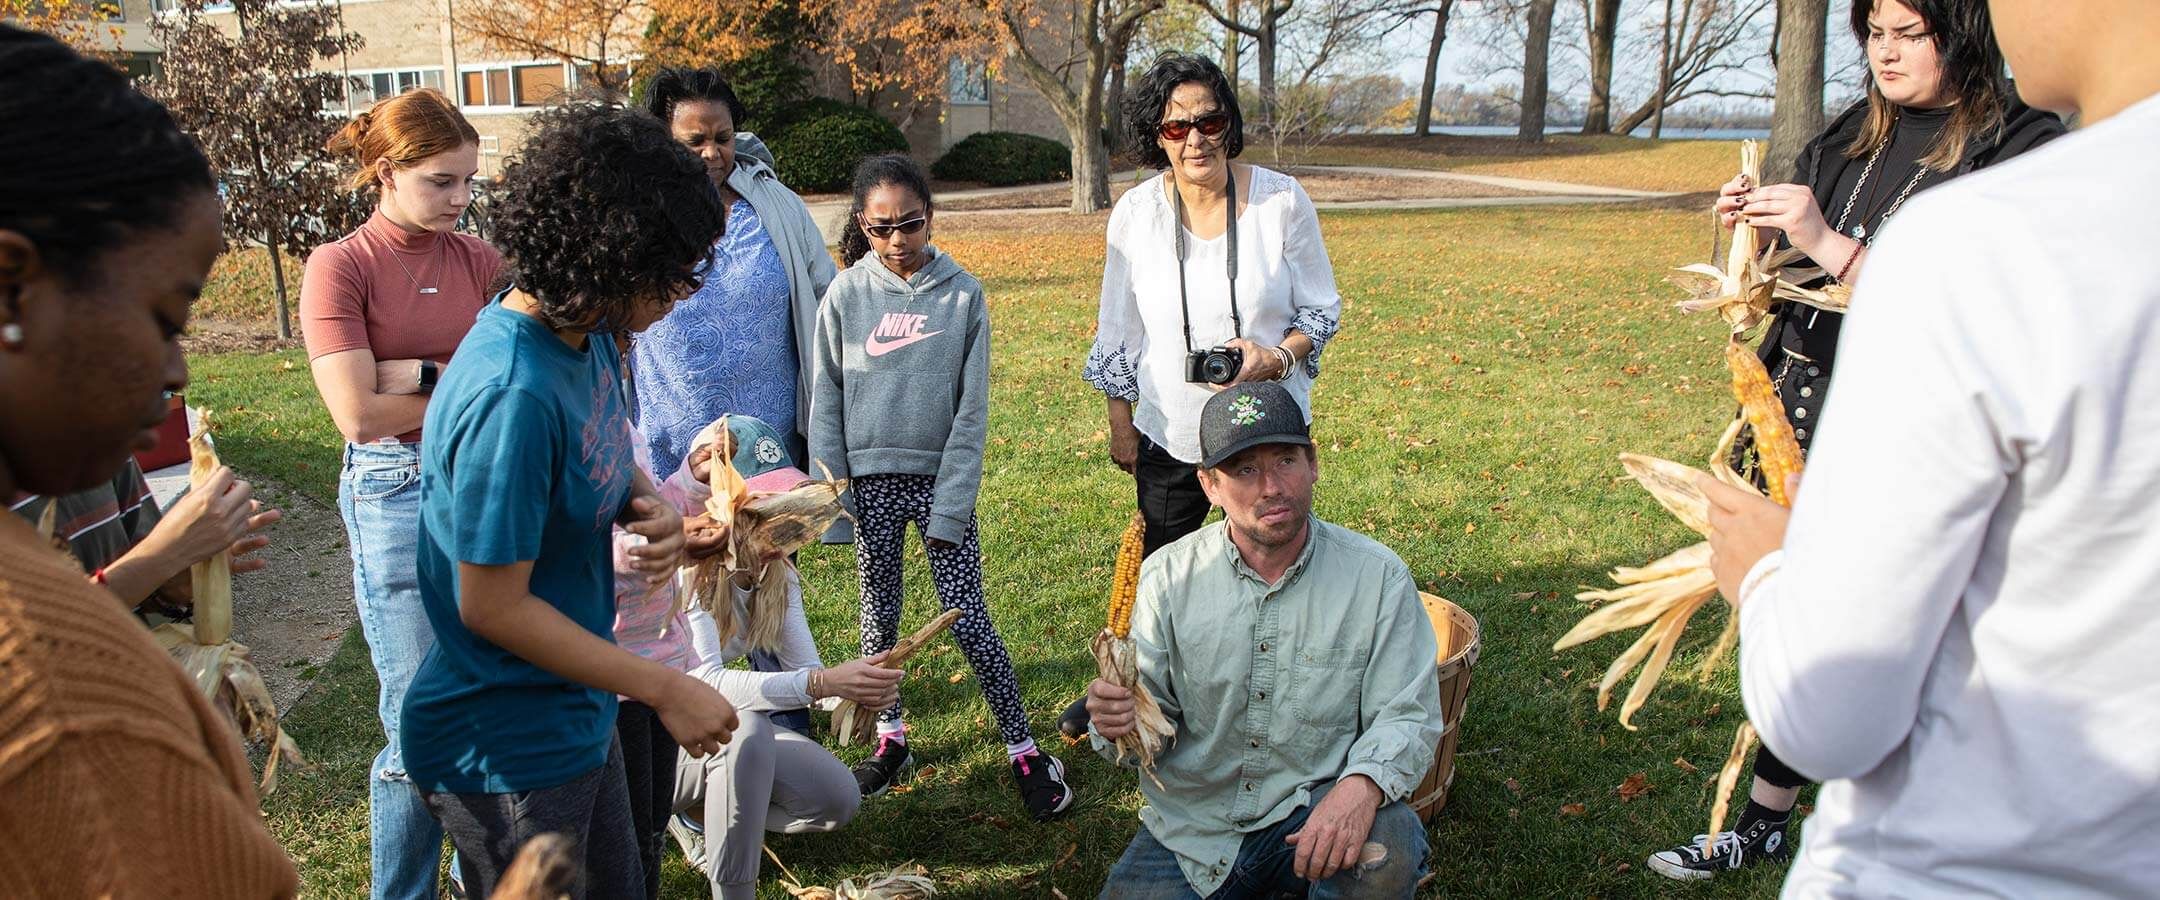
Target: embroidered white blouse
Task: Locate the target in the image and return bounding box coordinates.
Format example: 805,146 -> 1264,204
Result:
1083,165 -> 1342,463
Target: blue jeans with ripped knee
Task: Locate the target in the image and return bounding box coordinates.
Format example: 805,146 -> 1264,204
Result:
1101,782 -> 1430,900
339,441 -> 445,900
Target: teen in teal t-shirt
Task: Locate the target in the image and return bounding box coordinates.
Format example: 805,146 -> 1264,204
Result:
403,295 -> 635,793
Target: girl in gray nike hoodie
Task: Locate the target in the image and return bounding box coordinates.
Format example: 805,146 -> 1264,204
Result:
809,155 -> 1073,820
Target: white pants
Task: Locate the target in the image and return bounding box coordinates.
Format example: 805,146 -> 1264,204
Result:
671,711 -> 859,899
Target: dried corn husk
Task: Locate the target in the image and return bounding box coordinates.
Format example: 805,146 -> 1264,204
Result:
1705,721 -> 1760,856
1672,141 -> 1778,334
695,466 -> 852,653
681,419 -> 752,620
1763,246 -> 1855,312
1618,454 -> 1713,537
832,608 -> 963,746
768,847 -> 935,900
156,411 -> 308,794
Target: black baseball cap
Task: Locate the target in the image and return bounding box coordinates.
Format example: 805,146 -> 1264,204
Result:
1198,382 -> 1313,469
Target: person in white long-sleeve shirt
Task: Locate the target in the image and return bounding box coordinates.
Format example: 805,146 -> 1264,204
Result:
1698,3 -> 2160,895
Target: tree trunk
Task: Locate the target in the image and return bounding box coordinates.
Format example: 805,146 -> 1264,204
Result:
1069,101 -> 1113,212
1414,0 -> 1454,137
1255,10 -> 1278,131
1651,0 -> 1674,138
266,226 -> 292,340
1222,0 -> 1241,97
1582,0 -> 1623,134
1518,0 -> 1557,143
1106,52 -> 1128,144
1766,0 -> 1827,182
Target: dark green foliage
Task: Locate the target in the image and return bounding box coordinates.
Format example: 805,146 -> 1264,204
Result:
932,131 -> 1073,186
766,105 -> 911,193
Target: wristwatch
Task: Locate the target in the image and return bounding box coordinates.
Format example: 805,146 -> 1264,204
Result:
418,359 -> 440,394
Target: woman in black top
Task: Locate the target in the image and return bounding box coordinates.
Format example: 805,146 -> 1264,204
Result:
1648,0 -> 2064,882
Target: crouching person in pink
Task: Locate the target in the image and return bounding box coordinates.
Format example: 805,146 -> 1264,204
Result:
660,415 -> 901,900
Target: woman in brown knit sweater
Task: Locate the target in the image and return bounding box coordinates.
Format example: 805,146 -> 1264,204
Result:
0,25 -> 299,899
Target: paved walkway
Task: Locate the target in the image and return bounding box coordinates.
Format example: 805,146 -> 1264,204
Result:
805,164 -> 1676,244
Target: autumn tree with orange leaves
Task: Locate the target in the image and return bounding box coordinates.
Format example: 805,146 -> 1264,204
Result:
1,0 -> 125,58
457,0 -> 647,95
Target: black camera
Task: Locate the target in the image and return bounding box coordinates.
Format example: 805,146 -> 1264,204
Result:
1185,346 -> 1244,385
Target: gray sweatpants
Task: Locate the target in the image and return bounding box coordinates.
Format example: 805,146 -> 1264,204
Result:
673,711 -> 860,899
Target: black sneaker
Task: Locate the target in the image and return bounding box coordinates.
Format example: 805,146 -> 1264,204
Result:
1012,749 -> 1075,821
1646,816 -> 1791,881
853,734 -> 912,798
1056,695 -> 1092,739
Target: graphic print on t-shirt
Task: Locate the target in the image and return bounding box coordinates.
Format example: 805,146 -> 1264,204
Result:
866,312 -> 943,357
581,361 -> 634,530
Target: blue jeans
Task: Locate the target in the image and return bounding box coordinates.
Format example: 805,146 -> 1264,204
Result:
339,442 -> 444,900
1101,783 -> 1430,900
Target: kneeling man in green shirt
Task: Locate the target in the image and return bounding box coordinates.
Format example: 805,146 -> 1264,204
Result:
1088,382 -> 1445,899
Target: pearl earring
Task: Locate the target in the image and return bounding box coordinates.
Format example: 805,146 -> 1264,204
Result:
0,323 -> 20,347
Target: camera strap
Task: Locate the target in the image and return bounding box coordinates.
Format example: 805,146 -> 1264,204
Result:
1172,166 -> 1240,356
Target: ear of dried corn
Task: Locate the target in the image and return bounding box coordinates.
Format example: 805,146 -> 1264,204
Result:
187,423 -> 233,646
1092,516 -> 1174,785
697,468 -> 852,652
1724,339 -> 1805,506
158,410 -> 308,795
832,608 -> 963,746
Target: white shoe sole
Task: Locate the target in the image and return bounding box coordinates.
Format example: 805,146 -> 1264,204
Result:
1646,853 -> 1716,882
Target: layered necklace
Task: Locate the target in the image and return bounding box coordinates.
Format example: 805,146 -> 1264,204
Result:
1832,115 -> 1934,244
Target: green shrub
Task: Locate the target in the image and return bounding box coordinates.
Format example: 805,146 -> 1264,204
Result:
765,104 -> 911,193
932,131 -> 1072,186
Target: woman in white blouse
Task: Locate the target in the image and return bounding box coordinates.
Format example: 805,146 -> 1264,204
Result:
1081,53 -> 1342,555
1067,53 -> 1342,737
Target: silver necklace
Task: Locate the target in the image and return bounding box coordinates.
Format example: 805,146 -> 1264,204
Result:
1833,132 -> 1930,245
387,232 -> 441,295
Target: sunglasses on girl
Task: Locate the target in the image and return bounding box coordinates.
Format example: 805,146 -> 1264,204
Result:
1159,112 -> 1231,142
862,216 -> 928,239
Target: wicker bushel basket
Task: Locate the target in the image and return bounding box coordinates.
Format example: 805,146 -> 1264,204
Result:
1409,592 -> 1480,823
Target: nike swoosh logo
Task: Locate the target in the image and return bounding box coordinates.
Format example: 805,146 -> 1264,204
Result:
865,330 -> 944,357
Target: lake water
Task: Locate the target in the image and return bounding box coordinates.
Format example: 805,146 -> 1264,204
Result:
1377,124 -> 1772,140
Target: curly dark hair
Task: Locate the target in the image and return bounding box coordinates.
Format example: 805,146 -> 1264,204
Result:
0,25 -> 214,288
644,67 -> 749,128
492,102 -> 725,333
1122,53 -> 1244,170
837,154 -> 932,266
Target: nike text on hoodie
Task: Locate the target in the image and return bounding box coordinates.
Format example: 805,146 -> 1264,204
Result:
809,247 -> 990,545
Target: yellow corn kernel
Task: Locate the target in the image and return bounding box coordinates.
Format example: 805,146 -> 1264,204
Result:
1107,514 -> 1146,638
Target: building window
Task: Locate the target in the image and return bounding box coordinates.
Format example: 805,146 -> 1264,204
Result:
948,59 -> 989,106
326,67 -> 444,113
478,135 -> 501,155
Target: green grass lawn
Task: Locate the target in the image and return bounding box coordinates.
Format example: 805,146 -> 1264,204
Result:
185,202 -> 1790,898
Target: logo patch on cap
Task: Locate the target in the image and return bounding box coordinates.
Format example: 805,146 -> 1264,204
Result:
754,437 -> 783,466
1229,394 -> 1266,426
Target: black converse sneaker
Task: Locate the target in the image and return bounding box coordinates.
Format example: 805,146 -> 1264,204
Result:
1012,748 -> 1075,821
853,734 -> 913,798
1647,815 -> 1791,881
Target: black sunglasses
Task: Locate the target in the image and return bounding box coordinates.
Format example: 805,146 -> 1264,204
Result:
1159,112 -> 1231,142
862,216 -> 928,240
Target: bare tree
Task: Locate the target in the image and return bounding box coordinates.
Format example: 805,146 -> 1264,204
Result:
1651,0 -> 1674,136
1580,0 -> 1623,132
1190,0 -> 1296,126
1410,0 -> 1461,136
1517,0 -> 1557,141
990,0 -> 1166,211
149,0 -> 364,339
1766,0 -> 1827,181
1607,0 -> 1773,134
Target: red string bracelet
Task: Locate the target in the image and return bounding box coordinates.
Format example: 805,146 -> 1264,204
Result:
1835,240 -> 1865,283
